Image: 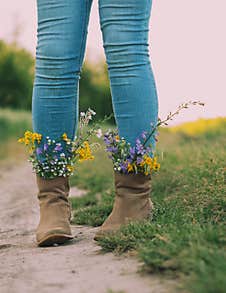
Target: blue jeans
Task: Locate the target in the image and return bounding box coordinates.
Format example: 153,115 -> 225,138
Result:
32,0 -> 159,153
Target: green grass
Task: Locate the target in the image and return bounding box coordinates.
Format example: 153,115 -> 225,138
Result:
0,107 -> 32,138
70,118 -> 226,293
0,107 -> 32,162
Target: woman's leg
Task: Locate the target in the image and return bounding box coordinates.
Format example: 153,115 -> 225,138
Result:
98,0 -> 158,150
32,0 -> 93,246
94,0 -> 158,239
32,0 -> 93,142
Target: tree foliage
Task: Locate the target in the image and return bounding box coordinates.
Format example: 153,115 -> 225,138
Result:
0,40 -> 34,109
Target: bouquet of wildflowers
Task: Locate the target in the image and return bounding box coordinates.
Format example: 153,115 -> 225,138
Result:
103,100 -> 205,176
17,109 -> 104,179
103,129 -> 160,176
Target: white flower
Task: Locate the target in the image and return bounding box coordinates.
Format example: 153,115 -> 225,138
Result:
95,128 -> 102,138
80,112 -> 85,117
88,108 -> 96,115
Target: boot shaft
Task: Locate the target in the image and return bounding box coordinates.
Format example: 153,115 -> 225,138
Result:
36,174 -> 70,201
114,171 -> 151,199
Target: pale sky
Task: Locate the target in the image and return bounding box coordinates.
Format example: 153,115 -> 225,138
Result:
0,0 -> 225,125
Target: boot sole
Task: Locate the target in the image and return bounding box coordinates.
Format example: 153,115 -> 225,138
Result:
37,234 -> 74,247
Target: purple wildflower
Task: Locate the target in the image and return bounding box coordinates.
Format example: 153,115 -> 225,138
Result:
135,139 -> 145,155
107,146 -> 118,153
136,156 -> 143,164
120,162 -> 127,173
103,136 -> 111,145
136,138 -> 141,145
54,144 -> 63,152
43,143 -> 48,151
145,146 -> 153,157
126,157 -> 133,164
141,131 -> 147,140
129,147 -> 136,158
36,147 -> 43,155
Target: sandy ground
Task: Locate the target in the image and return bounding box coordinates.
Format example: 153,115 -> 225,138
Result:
0,161 -> 176,293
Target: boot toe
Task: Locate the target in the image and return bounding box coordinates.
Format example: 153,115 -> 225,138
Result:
93,223 -> 121,241
37,229 -> 73,247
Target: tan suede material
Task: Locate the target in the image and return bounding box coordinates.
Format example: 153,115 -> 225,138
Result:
35,174 -> 73,246
94,171 -> 153,239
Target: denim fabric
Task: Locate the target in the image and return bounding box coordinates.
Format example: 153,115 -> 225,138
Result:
32,0 -> 159,155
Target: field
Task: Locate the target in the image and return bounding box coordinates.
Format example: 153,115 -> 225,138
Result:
71,117 -> 226,293
1,108 -> 225,293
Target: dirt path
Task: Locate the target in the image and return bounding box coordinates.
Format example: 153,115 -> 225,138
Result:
0,162 -> 175,293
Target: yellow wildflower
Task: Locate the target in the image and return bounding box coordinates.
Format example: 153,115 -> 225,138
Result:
139,160 -> 145,167
76,141 -> 94,162
31,132 -> 42,144
62,132 -> 69,141
17,137 -> 25,143
18,130 -> 42,145
66,165 -> 75,172
153,162 -> 160,171
28,145 -> 35,154
144,156 -> 153,166
115,135 -> 120,142
127,163 -> 134,172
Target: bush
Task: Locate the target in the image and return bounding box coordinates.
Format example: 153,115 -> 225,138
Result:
0,40 -> 34,110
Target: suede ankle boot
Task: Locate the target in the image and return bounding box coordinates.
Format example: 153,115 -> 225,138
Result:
94,171 -> 153,240
35,174 -> 73,247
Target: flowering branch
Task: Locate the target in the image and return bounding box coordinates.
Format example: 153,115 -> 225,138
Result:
103,100 -> 205,176
143,100 -> 205,147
